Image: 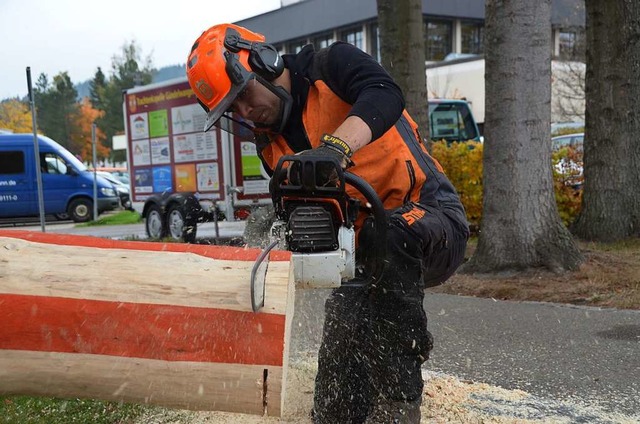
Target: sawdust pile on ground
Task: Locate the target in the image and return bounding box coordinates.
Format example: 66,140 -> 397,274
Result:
137,354 -> 640,424
134,354 -> 582,424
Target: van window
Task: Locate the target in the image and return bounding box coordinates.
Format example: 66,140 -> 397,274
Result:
429,102 -> 479,142
0,151 -> 25,174
41,153 -> 69,174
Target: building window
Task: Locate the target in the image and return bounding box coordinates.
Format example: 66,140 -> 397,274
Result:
313,32 -> 335,50
287,39 -> 308,54
461,21 -> 484,54
340,26 -> 364,51
425,19 -> 453,61
369,23 -> 381,62
559,31 -> 576,60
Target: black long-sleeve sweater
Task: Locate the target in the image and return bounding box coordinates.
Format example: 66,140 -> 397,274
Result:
280,42 -> 406,152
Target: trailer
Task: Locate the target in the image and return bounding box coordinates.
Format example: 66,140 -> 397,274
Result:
427,55 -> 486,133
123,78 -> 271,242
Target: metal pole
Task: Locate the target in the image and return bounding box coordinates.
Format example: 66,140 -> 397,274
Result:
92,123 -> 98,221
26,67 -> 46,232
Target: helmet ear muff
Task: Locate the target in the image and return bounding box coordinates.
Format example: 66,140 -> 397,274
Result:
224,28 -> 284,81
247,43 -> 284,81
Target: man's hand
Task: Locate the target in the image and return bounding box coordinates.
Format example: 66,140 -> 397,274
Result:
289,134 -> 355,186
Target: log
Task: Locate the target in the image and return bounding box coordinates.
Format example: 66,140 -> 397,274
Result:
0,230 -> 293,417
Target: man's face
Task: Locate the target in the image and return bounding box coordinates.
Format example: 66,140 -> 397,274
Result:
229,78 -> 281,126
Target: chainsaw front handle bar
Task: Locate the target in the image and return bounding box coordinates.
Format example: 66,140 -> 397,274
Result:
342,172 -> 387,286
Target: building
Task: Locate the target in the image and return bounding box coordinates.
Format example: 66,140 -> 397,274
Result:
236,0 -> 586,62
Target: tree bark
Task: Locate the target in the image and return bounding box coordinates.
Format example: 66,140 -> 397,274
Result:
376,0 -> 430,144
463,0 -> 583,273
572,0 -> 640,241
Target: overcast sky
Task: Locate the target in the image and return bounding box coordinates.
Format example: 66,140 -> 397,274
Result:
0,0 -> 282,100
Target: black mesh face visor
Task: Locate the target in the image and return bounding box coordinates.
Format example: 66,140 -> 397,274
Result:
203,74 -> 293,139
215,112 -> 261,141
203,77 -> 253,133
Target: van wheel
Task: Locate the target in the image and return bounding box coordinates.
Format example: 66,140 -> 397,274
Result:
145,205 -> 166,239
167,204 -> 197,243
68,198 -> 93,223
54,213 -> 69,221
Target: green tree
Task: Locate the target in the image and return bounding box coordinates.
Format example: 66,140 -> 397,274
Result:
34,72 -> 79,151
93,40 -> 154,163
463,0 -> 582,273
89,67 -> 107,110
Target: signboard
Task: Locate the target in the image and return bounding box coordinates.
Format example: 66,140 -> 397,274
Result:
125,79 -> 271,205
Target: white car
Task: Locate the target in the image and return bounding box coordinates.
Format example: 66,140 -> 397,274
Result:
552,133 -> 583,188
97,171 -> 132,210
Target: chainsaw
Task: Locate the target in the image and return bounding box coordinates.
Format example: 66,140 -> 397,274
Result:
250,154 -> 387,312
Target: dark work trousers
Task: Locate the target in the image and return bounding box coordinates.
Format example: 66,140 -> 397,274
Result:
312,202 -> 469,424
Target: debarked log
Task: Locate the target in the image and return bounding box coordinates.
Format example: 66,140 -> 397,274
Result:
0,230 -> 293,417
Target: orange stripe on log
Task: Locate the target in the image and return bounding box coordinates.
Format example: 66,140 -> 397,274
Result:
0,293 -> 285,366
0,230 -> 291,261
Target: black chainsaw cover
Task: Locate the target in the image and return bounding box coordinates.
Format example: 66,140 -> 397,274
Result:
287,204 -> 338,252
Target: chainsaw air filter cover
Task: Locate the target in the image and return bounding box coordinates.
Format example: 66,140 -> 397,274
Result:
286,205 -> 338,252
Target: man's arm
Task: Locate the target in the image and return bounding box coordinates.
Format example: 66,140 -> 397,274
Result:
323,42 -> 406,153
332,115 -> 372,153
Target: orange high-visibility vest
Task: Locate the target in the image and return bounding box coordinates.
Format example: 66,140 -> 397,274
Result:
260,80 -> 463,221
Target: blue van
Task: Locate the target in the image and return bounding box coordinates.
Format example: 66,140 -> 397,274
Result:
0,133 -> 119,222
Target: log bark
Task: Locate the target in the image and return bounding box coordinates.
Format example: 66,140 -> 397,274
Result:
0,230 -> 293,417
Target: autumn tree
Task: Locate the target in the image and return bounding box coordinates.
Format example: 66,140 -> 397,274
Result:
463,0 -> 583,273
68,98 -> 109,162
0,99 -> 33,133
572,0 -> 640,241
376,0 -> 430,143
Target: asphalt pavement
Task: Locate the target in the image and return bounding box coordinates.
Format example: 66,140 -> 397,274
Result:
2,221 -> 639,421
290,290 -> 640,422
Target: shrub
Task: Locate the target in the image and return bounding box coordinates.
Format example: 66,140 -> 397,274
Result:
431,141 -> 483,229
431,140 -> 582,231
552,146 -> 583,226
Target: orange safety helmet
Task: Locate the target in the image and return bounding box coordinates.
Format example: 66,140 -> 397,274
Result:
186,23 -> 289,133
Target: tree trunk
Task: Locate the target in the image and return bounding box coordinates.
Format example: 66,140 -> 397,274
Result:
572,0 -> 640,241
463,0 -> 583,273
376,0 -> 430,143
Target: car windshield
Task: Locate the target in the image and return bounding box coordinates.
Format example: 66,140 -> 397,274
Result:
428,102 -> 479,142
552,134 -> 584,151
97,171 -> 123,185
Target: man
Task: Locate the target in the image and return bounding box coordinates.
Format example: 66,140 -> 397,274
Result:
187,23 -> 469,423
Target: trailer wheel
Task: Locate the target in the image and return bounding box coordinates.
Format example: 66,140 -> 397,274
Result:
145,204 -> 166,239
167,204 -> 197,243
68,198 -> 93,223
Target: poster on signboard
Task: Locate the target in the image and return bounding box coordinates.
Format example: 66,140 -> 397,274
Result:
196,162 -> 219,192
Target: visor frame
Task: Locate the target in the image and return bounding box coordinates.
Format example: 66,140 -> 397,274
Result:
204,76 -> 254,132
